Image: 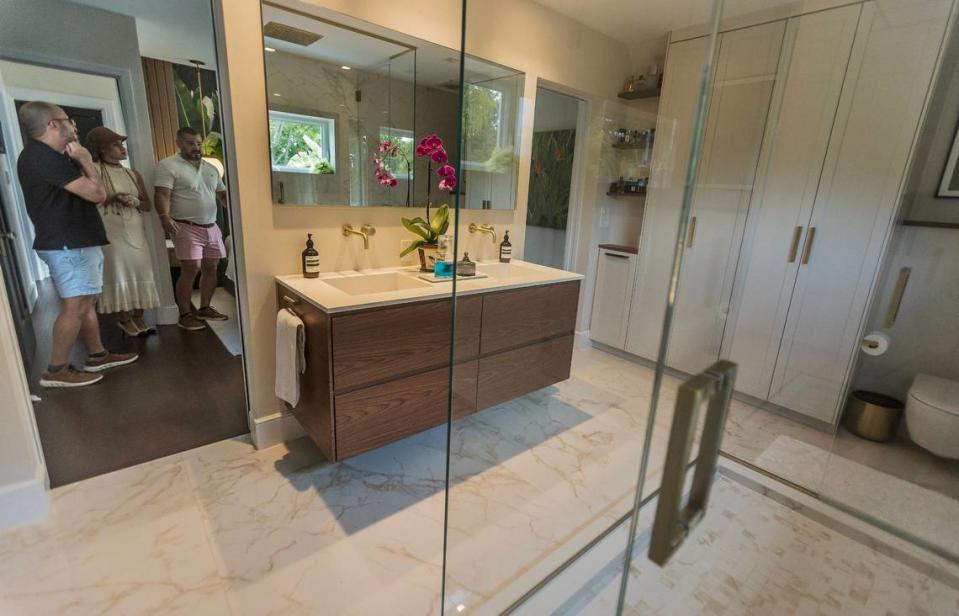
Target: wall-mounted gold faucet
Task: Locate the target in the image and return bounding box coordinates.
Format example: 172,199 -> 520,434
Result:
469,223 -> 497,243
342,224 -> 376,249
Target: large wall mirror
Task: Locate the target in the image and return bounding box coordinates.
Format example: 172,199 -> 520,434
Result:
261,1 -> 523,209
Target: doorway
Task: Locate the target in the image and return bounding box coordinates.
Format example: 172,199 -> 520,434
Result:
0,127 -> 36,368
524,86 -> 584,269
0,0 -> 249,487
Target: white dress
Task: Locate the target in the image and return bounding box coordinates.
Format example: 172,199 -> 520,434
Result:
96,164 -> 161,313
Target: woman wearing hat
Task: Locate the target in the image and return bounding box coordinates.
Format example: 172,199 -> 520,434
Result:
87,126 -> 160,336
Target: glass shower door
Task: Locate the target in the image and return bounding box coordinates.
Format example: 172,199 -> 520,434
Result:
444,0 -> 958,613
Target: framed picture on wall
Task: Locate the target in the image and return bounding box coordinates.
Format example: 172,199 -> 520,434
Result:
937,121 -> 959,197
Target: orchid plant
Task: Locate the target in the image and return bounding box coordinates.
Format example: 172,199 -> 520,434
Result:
374,133 -> 458,258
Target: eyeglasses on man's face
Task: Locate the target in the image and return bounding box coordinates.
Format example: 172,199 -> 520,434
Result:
51,117 -> 77,128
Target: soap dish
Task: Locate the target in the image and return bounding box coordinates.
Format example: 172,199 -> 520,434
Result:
417,272 -> 489,283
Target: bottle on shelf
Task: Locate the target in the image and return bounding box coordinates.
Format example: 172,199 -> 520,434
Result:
302,233 -> 320,278
499,230 -> 512,263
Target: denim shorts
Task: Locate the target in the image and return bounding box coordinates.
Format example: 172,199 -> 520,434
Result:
36,246 -> 104,298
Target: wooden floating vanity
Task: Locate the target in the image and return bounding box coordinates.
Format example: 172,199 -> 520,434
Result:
276,261 -> 582,462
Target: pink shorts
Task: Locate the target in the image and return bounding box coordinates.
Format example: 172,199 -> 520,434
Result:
172,221 -> 226,261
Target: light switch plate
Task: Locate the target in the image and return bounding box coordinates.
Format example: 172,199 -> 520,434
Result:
599,207 -> 610,229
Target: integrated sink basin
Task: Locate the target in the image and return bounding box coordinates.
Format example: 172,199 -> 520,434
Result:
475,262 -> 530,279
323,272 -> 430,295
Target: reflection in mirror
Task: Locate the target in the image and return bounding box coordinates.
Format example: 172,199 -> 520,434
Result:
262,1 -> 523,209
461,59 -> 524,210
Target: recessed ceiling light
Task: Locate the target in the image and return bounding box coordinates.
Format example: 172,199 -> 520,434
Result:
341,65 -> 352,70
264,46 -> 276,52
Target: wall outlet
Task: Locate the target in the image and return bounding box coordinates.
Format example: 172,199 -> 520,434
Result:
599,206 -> 610,229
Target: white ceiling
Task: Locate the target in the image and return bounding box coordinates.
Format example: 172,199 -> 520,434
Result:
68,0 -> 217,66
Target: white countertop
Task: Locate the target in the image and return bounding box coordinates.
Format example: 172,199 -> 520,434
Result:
276,259 -> 583,313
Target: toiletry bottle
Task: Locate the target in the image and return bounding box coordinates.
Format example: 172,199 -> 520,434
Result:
499,230 -> 512,263
302,233 -> 320,278
435,235 -> 454,277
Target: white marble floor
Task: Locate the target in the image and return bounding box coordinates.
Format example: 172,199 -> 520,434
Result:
1,336 -> 956,615
514,464 -> 959,615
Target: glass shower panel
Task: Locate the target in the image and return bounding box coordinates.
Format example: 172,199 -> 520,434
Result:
613,0 -> 959,610
446,0 -> 957,612
442,0 -> 723,613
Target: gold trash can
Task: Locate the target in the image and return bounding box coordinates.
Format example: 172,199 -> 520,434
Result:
843,390 -> 904,442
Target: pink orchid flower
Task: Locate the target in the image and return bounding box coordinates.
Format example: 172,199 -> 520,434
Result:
437,164 -> 455,177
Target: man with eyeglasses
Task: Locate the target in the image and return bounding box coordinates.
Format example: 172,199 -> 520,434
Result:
16,101 -> 138,388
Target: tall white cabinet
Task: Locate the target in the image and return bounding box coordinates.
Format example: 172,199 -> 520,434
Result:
593,0 -> 953,425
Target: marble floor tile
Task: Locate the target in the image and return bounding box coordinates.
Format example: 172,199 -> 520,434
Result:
0,336 -> 956,615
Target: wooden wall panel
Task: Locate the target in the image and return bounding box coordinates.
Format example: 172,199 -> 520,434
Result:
142,57 -> 179,162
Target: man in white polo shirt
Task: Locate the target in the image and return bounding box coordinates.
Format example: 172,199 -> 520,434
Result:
154,127 -> 228,331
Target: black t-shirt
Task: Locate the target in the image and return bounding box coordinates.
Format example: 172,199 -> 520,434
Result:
16,140 -> 108,250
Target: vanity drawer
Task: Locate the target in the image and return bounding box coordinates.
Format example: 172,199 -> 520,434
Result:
332,300 -> 451,391
476,334 -> 574,410
334,366 -> 450,459
481,281 -> 579,354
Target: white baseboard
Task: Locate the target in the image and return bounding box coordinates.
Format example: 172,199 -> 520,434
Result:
157,303 -> 179,325
0,466 -> 49,532
252,410 -> 305,449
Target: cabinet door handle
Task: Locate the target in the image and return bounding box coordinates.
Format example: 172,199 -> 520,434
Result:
800,226 -> 817,265
686,216 -> 697,249
605,253 -> 629,260
649,360 -> 737,566
787,226 -> 803,263
883,267 -> 911,328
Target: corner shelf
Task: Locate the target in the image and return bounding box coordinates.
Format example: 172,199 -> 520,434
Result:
611,143 -> 647,150
617,89 -> 661,100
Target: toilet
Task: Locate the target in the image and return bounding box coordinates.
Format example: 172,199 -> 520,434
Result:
906,374 -> 959,460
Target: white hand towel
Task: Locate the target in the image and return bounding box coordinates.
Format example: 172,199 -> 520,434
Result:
275,309 -> 306,408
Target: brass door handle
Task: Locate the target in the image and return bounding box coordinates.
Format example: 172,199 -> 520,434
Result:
883,267 -> 911,328
787,226 -> 803,263
686,216 -> 697,249
800,226 -> 817,265
649,360 -> 737,566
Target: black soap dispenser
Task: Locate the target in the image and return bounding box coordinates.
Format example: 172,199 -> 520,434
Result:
499,230 -> 512,263
302,233 -> 320,278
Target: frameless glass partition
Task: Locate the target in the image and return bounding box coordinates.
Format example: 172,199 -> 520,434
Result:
444,0 -> 958,613
443,0 -> 724,613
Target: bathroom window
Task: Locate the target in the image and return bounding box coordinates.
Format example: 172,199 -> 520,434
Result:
378,127 -> 415,180
269,110 -> 336,174
463,83 -> 504,168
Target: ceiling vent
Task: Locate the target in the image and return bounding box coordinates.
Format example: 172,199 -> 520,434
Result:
263,22 -> 323,46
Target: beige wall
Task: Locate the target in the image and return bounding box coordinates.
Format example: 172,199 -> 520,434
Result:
218,0 -> 634,440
